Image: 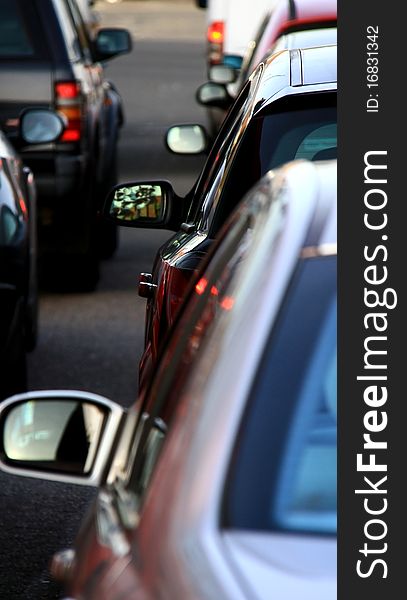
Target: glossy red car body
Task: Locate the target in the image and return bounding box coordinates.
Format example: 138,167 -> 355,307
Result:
252,0 -> 337,69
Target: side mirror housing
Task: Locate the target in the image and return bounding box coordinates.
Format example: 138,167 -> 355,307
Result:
196,82 -> 233,110
0,391 -> 125,486
103,180 -> 182,231
209,64 -> 238,84
94,28 -> 132,61
165,124 -> 208,155
19,109 -> 65,144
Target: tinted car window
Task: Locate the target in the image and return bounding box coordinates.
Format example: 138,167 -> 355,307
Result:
223,255 -> 337,535
186,79 -> 253,223
0,0 -> 46,59
209,93 -> 336,234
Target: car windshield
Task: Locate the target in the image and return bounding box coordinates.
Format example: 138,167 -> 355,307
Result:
223,255 -> 337,536
207,93 -> 337,234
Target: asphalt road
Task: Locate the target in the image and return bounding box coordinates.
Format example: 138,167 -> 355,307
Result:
0,2 -> 207,597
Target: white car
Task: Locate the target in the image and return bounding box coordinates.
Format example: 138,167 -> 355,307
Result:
206,0 -> 277,70
0,159 -> 337,599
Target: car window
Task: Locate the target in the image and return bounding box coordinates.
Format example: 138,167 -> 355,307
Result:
209,92 -> 336,234
186,75 -> 256,224
0,0 -> 48,59
274,306 -> 336,534
223,255 -> 337,536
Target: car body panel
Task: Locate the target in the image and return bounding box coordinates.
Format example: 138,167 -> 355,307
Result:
222,532 -> 336,599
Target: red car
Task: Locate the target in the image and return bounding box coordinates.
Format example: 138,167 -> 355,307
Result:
104,44 -> 337,392
250,0 -> 337,75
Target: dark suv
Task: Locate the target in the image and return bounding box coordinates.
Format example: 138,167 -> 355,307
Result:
0,0 -> 131,289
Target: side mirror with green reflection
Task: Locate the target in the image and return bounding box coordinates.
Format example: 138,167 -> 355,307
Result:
103,180 -> 180,229
0,391 -> 125,486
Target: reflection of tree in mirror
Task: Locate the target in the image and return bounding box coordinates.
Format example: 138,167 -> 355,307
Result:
111,185 -> 163,221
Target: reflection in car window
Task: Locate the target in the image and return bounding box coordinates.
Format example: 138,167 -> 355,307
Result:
223,255 -> 337,536
274,303 -> 336,534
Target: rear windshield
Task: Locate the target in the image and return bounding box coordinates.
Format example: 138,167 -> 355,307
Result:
0,0 -> 48,59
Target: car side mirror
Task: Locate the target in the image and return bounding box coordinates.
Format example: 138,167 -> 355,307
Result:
196,82 -> 233,109
19,109 -> 65,144
165,124 -> 208,155
209,64 -> 238,84
95,28 -> 132,61
0,391 -> 125,486
103,180 -> 180,229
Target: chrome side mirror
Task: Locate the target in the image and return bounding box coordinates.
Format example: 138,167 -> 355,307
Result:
0,391 -> 125,486
165,124 -> 208,155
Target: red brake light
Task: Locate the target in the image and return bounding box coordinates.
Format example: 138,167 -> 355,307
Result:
54,81 -> 82,142
207,21 -> 224,44
55,82 -> 81,99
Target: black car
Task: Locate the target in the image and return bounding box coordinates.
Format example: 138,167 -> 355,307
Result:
0,109 -> 65,399
0,0 -> 131,289
103,44 -> 337,391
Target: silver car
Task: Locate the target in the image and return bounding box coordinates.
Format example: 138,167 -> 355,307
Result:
0,158 -> 337,599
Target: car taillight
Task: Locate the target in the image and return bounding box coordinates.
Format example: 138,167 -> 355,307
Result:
207,21 -> 224,65
207,21 -> 224,44
54,81 -> 83,142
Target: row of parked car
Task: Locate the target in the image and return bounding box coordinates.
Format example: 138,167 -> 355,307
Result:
0,0 -> 337,597
0,0 -> 132,398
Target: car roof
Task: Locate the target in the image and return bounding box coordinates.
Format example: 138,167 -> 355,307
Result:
251,44 -> 337,116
